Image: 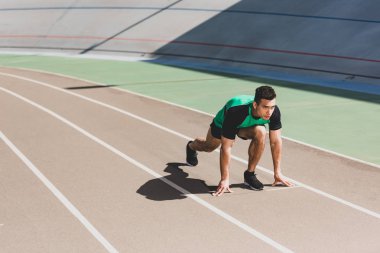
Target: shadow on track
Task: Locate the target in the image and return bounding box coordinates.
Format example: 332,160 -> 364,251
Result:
65,84 -> 117,90
137,162 -> 211,201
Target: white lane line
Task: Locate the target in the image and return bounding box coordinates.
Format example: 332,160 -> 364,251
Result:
0,131 -> 118,253
0,87 -> 294,253
230,155 -> 380,219
1,72 -> 379,220
0,72 -> 190,139
1,67 -> 378,169
265,186 -> 302,192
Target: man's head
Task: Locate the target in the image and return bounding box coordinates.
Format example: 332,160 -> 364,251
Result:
253,86 -> 277,120
254,85 -> 276,104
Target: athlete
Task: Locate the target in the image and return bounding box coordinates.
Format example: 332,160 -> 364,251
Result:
186,85 -> 292,196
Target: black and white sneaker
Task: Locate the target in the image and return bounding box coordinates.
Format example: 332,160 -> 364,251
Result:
244,170 -> 264,190
186,141 -> 198,166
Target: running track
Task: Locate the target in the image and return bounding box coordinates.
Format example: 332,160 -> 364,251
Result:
1,67 -> 379,252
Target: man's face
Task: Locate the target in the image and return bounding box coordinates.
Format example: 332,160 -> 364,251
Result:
253,99 -> 276,120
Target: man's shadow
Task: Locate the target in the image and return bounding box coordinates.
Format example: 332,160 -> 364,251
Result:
137,163 -> 212,201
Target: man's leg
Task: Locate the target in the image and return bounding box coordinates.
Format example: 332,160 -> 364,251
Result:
238,126 -> 266,190
247,126 -> 266,172
186,127 -> 221,166
190,127 -> 221,152
238,125 -> 266,172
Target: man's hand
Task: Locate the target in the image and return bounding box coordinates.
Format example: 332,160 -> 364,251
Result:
272,173 -> 293,187
212,179 -> 233,196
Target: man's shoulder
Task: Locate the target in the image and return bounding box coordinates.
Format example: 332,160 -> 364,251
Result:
226,95 -> 254,108
270,105 -> 281,118
229,95 -> 255,102
269,106 -> 282,130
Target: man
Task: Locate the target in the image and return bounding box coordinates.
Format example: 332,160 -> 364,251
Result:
186,85 -> 292,196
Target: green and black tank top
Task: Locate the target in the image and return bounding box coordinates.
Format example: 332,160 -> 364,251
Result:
213,95 -> 282,139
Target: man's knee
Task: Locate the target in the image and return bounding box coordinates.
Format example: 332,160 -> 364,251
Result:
238,125 -> 266,140
253,126 -> 267,144
255,126 -> 266,140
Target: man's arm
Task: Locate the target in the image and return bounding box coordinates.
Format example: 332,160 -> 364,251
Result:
269,129 -> 293,186
213,136 -> 234,196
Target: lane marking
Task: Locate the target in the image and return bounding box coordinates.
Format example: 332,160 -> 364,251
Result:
265,185 -> 302,192
0,87 -> 294,253
0,72 -> 379,220
0,131 -> 118,253
1,67 -> 378,169
2,34 -> 380,63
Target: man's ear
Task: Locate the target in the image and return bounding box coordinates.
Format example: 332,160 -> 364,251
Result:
253,101 -> 257,109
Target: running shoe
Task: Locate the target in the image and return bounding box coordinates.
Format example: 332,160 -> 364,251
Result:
244,170 -> 264,190
186,141 -> 198,166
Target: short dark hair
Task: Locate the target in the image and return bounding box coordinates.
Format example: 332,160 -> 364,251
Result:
254,86 -> 276,104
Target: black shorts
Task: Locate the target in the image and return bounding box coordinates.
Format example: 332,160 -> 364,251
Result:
210,121 -> 222,139
210,121 -> 266,140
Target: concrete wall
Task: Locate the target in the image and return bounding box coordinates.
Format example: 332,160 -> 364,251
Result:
1,0 -> 379,92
